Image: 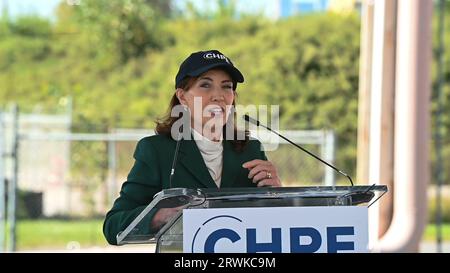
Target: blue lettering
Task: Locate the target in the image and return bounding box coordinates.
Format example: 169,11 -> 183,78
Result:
327,226 -> 355,253
290,227 -> 322,253
204,229 -> 241,253
246,228 -> 282,253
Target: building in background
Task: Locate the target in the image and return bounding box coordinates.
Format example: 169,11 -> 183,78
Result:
328,0 -> 361,14
274,0 -> 361,18
279,0 -> 361,18
0,0 -> 362,21
280,0 -> 329,17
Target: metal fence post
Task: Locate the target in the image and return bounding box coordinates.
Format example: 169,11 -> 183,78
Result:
107,138 -> 117,207
322,130 -> 336,186
434,0 -> 446,254
7,105 -> 19,252
0,111 -> 5,252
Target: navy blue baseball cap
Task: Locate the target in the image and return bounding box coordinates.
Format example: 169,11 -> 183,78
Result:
175,50 -> 244,89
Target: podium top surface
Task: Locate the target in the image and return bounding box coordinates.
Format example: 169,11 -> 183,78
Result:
115,185 -> 387,245
198,185 -> 387,199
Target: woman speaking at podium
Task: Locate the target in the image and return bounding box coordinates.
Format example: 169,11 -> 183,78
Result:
103,50 -> 281,245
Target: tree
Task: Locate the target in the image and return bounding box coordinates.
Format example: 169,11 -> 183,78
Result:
73,0 -> 169,64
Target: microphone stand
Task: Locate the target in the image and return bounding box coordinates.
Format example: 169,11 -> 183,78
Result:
244,115 -> 354,186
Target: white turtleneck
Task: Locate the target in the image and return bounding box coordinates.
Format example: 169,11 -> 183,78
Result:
192,129 -> 223,188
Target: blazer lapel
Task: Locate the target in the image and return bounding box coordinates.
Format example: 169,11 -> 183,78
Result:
178,139 -> 218,189
220,141 -> 242,188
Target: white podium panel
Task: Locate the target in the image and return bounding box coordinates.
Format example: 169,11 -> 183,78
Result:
116,186 -> 386,252
183,206 -> 368,253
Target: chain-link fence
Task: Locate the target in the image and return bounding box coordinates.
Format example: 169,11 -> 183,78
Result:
0,110 -> 335,251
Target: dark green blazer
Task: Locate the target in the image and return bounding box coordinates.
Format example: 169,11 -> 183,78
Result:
103,134 -> 267,245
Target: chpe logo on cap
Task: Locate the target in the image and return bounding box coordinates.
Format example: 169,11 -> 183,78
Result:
203,52 -> 230,64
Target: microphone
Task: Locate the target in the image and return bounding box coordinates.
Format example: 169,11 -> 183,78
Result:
169,106 -> 189,188
169,130 -> 182,189
243,114 -> 354,186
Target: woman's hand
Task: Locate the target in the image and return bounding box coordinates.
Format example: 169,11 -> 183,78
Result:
242,159 -> 282,187
150,206 -> 184,230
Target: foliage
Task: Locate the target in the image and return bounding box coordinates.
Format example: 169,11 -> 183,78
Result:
8,16 -> 52,37
13,219 -> 450,250
0,0 -> 448,189
16,219 -> 106,250
423,223 -> 450,242
428,194 -> 450,223
430,1 -> 450,186
72,0 -> 170,64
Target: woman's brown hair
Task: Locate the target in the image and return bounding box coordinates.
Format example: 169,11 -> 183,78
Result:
155,74 -> 249,152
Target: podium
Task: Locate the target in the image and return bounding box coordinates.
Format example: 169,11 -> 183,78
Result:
116,185 -> 387,253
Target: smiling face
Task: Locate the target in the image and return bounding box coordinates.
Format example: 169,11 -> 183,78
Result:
176,69 -> 236,140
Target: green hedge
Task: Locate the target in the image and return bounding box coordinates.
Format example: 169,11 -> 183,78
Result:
0,2 -> 448,191
428,195 -> 450,223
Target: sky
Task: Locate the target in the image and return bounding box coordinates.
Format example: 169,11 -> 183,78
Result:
0,0 -> 280,19
0,0 -> 62,18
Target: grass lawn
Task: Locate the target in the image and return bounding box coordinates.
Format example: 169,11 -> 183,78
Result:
423,223 -> 450,242
7,219 -> 450,250
16,219 -> 107,251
